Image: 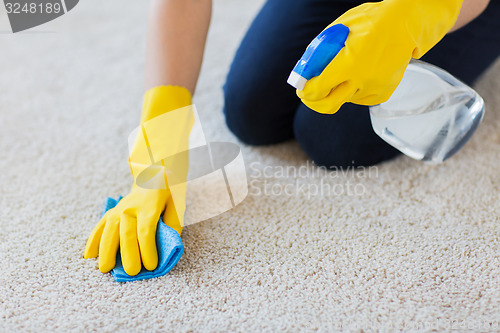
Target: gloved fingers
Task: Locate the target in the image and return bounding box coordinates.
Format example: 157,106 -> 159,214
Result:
119,213 -> 141,276
163,195 -> 183,236
137,212 -> 159,271
351,82 -> 400,106
300,81 -> 357,114
98,215 -> 120,273
83,215 -> 107,259
297,50 -> 349,101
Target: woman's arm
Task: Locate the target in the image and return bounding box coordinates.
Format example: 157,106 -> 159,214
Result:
450,0 -> 490,31
144,0 -> 212,94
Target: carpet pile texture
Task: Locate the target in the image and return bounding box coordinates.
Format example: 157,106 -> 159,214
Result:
1,1 -> 499,331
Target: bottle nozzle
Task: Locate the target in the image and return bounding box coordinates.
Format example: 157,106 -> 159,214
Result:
287,71 -> 307,90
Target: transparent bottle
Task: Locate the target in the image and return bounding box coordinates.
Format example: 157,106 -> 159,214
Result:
369,60 -> 485,163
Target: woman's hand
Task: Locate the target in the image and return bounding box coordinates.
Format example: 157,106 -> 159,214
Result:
84,86 -> 194,276
297,0 -> 464,114
84,186 -> 169,275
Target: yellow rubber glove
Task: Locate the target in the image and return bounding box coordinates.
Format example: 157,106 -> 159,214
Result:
84,86 -> 194,276
297,0 -> 464,114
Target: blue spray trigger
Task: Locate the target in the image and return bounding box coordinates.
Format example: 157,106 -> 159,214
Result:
287,24 -> 349,90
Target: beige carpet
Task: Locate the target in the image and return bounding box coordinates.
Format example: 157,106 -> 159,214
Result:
1,1 -> 499,331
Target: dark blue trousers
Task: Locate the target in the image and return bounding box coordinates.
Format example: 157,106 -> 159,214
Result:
223,0 -> 500,168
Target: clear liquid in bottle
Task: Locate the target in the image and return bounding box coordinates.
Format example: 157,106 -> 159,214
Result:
369,60 -> 485,163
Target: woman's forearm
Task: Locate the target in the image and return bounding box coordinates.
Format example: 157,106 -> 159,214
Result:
145,0 -> 212,94
450,0 -> 490,32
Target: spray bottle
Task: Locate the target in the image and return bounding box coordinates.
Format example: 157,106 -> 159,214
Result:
287,24 -> 485,163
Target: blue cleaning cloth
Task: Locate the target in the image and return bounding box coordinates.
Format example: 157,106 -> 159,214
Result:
101,197 -> 184,282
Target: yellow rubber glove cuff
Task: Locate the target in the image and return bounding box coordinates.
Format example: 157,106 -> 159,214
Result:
129,86 -> 193,182
297,0 -> 464,114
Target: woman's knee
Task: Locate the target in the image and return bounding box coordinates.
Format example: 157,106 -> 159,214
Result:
223,74 -> 297,145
